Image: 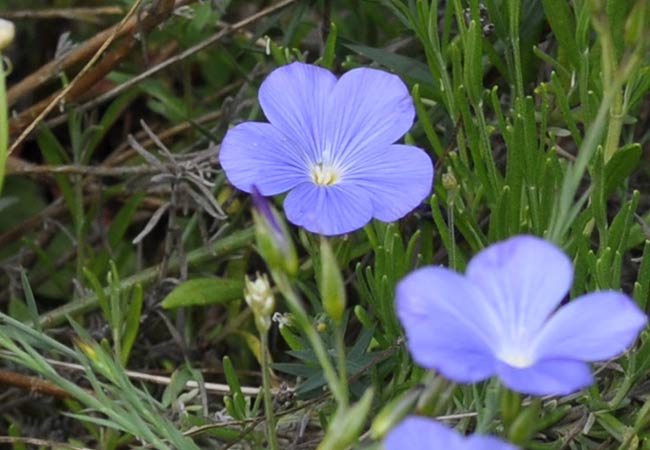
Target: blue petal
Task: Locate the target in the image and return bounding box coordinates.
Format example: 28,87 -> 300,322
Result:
532,291 -> 646,362
385,417 -> 518,450
396,267 -> 499,382
258,62 -> 336,162
283,183 -> 372,235
384,417 -> 461,450
342,144 -> 433,222
466,236 -> 573,340
324,67 -> 415,164
219,122 -> 309,195
496,359 -> 593,396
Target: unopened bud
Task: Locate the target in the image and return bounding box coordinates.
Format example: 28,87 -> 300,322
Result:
0,19 -> 14,50
244,273 -> 275,332
251,187 -> 298,276
441,168 -> 458,193
319,237 -> 346,324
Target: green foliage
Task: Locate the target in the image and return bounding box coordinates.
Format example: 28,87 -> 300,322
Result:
1,0 -> 650,448
161,277 -> 245,309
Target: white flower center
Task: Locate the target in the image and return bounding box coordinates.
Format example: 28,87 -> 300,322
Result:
310,162 -> 340,186
498,349 -> 534,368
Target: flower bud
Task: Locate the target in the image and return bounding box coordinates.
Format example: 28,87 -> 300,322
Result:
244,273 -> 275,332
251,187 -> 298,276
441,168 -> 458,193
0,19 -> 15,50
319,237 -> 346,324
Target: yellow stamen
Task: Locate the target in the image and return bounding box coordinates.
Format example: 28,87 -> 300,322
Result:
311,162 -> 340,186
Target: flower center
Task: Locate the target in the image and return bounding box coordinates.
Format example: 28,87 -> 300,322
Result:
310,162 -> 340,186
498,349 -> 534,368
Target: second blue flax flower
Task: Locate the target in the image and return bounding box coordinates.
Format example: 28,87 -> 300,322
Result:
396,235 -> 647,396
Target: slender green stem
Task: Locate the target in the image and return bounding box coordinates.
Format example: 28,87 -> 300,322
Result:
273,271 -> 347,406
334,323 -> 349,407
260,331 -> 278,450
447,199 -> 457,270
508,0 -> 524,98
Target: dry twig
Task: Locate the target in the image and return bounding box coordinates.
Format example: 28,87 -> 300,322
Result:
6,1 -> 190,106
8,0 -> 147,151
32,0 -> 296,134
0,7 -> 123,22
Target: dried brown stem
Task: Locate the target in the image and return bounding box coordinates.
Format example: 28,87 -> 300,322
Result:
7,1 -> 193,107
7,157 -> 177,176
0,7 -> 123,21
9,0 -> 177,152
6,2 -> 172,106
0,368 -> 82,399
0,436 -> 92,450
30,0 -> 294,137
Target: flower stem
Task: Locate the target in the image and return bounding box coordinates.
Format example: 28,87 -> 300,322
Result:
334,323 -> 349,407
260,330 -> 278,450
447,199 -> 457,270
272,270 -> 347,406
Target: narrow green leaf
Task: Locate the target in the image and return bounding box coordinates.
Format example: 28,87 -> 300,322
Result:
608,191 -> 639,257
591,147 -> 608,245
223,355 -> 243,397
606,0 -> 633,60
633,241 -> 650,309
604,144 -> 642,194
85,91 -> 138,163
37,128 -> 76,214
83,268 -> 110,321
412,84 -> 444,157
320,22 -> 337,69
108,192 -> 145,248
161,277 -> 244,309
463,20 -> 482,105
20,271 -> 41,333
540,0 -> 580,68
120,283 -> 143,365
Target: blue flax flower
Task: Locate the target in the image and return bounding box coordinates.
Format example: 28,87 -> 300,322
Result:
219,62 -> 433,235
384,416 -> 517,450
396,235 -> 647,396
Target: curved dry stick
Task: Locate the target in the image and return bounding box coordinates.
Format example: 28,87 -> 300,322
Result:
7,6 -> 143,105
8,0 -> 148,154
36,0 -> 297,133
0,6 -> 123,21
0,368 -> 85,399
